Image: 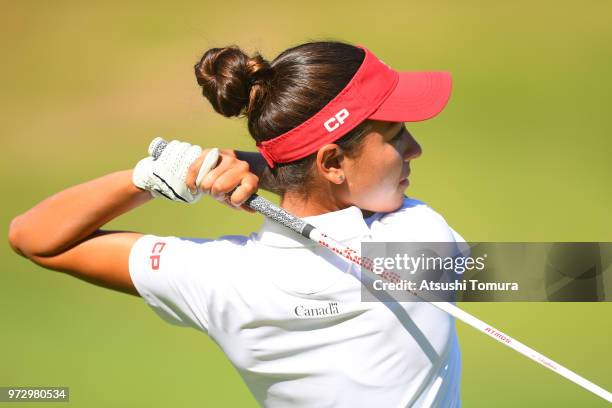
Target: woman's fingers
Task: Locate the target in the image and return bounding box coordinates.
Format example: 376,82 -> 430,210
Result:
194,154 -> 238,193
210,168 -> 258,201
226,173 -> 259,207
186,148 -> 216,195
192,153 -> 259,210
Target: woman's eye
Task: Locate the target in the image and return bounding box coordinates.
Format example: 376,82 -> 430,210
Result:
390,127 -> 405,142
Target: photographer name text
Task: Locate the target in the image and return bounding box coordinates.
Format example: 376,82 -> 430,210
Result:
372,279 -> 519,292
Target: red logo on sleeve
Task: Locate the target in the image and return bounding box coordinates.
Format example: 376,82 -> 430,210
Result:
149,242 -> 166,270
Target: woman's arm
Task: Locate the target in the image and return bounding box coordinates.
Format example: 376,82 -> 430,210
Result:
8,143 -> 262,296
8,170 -> 152,296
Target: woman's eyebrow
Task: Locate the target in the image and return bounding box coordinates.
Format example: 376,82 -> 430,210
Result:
385,122 -> 398,132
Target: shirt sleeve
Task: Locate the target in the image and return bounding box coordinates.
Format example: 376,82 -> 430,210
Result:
449,226 -> 471,257
128,234 -> 217,332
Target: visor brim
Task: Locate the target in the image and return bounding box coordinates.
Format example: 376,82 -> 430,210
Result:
369,71 -> 452,122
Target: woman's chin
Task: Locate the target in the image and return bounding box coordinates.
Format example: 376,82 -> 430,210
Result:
360,194 -> 405,214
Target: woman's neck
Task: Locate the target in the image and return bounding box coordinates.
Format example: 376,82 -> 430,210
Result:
280,188 -> 347,218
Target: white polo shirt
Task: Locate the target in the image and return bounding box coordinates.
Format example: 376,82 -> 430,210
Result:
129,197 -> 462,407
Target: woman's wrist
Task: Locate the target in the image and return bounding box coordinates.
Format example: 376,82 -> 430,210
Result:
234,151 -> 267,177
233,151 -> 278,194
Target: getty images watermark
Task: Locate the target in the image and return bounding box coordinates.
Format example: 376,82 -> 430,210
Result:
360,242 -> 612,302
369,251 -> 515,292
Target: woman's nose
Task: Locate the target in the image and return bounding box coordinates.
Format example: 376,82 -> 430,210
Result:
403,133 -> 422,161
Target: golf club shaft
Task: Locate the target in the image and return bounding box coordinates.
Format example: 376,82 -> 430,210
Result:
245,194 -> 611,403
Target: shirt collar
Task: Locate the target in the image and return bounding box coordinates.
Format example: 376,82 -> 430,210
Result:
253,205 -> 372,248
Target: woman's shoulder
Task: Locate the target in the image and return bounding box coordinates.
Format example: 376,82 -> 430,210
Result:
369,197 -> 447,225
129,233 -> 257,291
176,235 -> 252,247
368,197 -> 456,242
130,234 -> 254,263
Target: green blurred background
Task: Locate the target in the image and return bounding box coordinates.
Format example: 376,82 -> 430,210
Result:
1,1 -> 611,406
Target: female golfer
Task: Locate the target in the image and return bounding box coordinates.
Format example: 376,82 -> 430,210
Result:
9,41 -> 462,407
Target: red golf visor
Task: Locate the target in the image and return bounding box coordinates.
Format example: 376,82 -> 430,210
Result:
256,45 -> 452,167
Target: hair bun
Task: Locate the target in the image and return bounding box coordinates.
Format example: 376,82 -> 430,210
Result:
246,55 -> 273,86
194,46 -> 273,117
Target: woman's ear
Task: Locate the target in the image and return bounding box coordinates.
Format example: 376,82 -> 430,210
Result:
315,144 -> 346,184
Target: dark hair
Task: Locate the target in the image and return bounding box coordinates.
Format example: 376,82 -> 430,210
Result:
194,41 -> 369,195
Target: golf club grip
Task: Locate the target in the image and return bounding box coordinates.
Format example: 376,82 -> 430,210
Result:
244,195 -> 313,238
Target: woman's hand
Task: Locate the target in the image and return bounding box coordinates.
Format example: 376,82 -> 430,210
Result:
133,140 -> 204,203
186,149 -> 259,213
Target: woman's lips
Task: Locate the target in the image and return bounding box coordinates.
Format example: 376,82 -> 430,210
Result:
399,170 -> 410,186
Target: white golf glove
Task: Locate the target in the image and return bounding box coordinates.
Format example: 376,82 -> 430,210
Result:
132,138 -> 218,203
